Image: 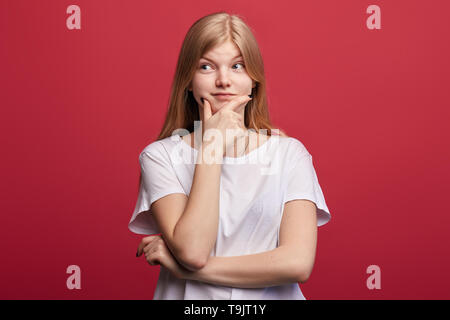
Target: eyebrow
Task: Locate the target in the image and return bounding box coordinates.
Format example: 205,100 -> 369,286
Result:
200,54 -> 243,63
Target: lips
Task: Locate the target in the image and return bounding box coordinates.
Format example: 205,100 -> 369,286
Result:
213,94 -> 235,101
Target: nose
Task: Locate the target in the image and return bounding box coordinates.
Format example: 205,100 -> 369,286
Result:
215,68 -> 231,88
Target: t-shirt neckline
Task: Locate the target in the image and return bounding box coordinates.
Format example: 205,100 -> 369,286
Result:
173,133 -> 275,163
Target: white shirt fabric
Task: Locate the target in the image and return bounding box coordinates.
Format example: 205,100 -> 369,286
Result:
128,133 -> 331,300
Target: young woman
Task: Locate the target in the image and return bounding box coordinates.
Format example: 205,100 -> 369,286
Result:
129,12 -> 332,300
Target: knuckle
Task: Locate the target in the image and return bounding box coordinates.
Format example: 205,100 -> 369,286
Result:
146,235 -> 157,243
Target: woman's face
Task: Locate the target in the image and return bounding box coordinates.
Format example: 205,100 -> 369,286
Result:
189,40 -> 255,115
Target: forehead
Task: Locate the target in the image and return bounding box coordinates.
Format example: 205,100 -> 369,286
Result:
202,40 -> 242,60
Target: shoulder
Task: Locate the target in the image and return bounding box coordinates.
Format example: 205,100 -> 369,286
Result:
289,137 -> 311,156
276,135 -> 311,159
270,129 -> 308,154
276,137 -> 312,174
139,136 -> 176,161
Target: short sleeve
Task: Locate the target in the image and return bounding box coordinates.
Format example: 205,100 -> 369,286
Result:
128,142 -> 187,235
284,152 -> 332,227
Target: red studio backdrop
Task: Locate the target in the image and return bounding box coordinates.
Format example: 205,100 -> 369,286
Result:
1,0 -> 449,300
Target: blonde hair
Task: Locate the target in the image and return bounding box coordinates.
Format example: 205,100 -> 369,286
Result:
138,12 -> 287,187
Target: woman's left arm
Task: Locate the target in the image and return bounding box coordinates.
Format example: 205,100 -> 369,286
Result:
183,199 -> 318,288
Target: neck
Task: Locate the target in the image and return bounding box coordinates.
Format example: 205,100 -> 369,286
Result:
225,130 -> 249,158
192,127 -> 250,157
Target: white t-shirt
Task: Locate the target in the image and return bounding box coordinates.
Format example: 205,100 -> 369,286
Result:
128,133 -> 331,300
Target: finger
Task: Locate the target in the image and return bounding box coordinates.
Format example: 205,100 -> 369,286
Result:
143,238 -> 160,254
222,95 -> 252,113
235,96 -> 251,114
202,97 -> 212,121
142,242 -> 153,255
145,251 -> 160,266
137,235 -> 160,257
145,246 -> 161,266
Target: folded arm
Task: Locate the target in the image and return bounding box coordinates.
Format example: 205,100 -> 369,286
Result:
183,199 -> 318,288
143,142 -> 222,272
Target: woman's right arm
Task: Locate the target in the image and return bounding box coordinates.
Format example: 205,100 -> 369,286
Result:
147,96 -> 250,271
148,141 -> 222,272
172,141 -> 222,269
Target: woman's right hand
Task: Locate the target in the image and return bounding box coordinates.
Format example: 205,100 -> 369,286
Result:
201,95 -> 252,157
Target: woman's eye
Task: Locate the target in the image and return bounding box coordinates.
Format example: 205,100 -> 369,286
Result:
200,64 -> 212,70
199,63 -> 245,71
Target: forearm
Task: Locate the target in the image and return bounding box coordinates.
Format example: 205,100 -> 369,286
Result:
173,142 -> 221,267
184,246 -> 303,288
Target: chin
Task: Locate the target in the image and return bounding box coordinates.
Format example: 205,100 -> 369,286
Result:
215,101 -> 228,108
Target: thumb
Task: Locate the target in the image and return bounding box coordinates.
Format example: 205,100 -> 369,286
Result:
202,98 -> 212,121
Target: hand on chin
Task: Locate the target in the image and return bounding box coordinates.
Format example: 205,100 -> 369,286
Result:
211,100 -> 227,114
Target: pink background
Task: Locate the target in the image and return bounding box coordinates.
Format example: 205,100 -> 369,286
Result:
1,0 -> 449,299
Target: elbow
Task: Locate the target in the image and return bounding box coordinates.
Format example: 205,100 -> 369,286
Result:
293,261 -> 313,284
184,258 -> 207,272
171,224 -> 211,271
178,251 -> 208,271
296,270 -> 311,284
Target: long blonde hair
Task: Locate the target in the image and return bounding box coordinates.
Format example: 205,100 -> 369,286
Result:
139,12 -> 287,187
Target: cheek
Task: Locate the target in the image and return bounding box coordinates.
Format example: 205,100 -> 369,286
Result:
191,75 -> 211,91
236,74 -> 253,88
190,80 -> 204,100
190,79 -> 208,105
